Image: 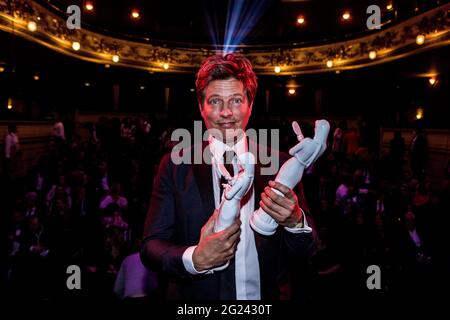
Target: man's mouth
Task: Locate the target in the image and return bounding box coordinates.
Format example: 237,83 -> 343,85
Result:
218,122 -> 236,129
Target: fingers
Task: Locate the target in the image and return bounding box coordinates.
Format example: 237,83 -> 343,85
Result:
260,182 -> 302,226
260,197 -> 301,227
222,218 -> 241,238
202,209 -> 218,236
196,215 -> 241,270
216,220 -> 241,262
268,181 -> 297,202
262,188 -> 294,214
259,198 -> 285,222
226,231 -> 241,249
261,193 -> 291,216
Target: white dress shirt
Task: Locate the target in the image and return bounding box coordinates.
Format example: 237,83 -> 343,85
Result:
182,134 -> 311,300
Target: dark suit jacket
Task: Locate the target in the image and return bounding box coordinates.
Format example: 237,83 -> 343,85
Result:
140,140 -> 315,300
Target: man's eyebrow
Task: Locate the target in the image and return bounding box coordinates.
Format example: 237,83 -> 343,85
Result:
206,93 -> 244,99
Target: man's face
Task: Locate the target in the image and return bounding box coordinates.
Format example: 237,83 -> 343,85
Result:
200,78 -> 252,143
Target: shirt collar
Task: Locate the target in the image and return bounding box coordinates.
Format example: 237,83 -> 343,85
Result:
208,133 -> 248,163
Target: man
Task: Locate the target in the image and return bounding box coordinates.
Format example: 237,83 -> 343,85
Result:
141,54 -> 314,300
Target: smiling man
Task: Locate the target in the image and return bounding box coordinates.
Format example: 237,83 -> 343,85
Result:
141,54 -> 314,300
196,55 -> 256,145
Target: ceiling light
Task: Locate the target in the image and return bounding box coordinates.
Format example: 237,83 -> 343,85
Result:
288,89 -> 296,95
163,63 -> 169,70
274,66 -> 281,73
428,77 -> 436,86
85,2 -> 94,11
72,41 -> 81,51
416,108 -> 423,120
85,82 -> 91,87
416,34 -> 425,45
387,4 -> 393,11
326,60 -> 333,68
342,11 -> 351,21
27,21 -> 37,32
112,54 -> 120,63
33,74 -> 40,81
369,51 -> 377,60
131,9 -> 140,19
296,16 -> 305,25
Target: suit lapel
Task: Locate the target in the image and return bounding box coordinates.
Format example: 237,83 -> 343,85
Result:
192,141 -> 215,218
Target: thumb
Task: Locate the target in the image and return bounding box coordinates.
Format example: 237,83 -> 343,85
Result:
202,209 -> 218,235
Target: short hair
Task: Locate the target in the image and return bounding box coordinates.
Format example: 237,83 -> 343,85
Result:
195,53 -> 257,108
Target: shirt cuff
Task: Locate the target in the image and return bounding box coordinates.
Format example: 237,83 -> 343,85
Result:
284,208 -> 313,234
182,246 -> 213,275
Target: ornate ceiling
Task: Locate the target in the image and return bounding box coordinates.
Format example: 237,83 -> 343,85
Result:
0,0 -> 449,74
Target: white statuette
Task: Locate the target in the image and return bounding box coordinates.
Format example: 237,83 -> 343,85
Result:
214,152 -> 255,232
250,120 -> 330,236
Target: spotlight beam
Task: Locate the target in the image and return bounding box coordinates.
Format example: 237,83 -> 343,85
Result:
224,0 -> 271,54
203,0 -> 221,51
204,0 -> 272,54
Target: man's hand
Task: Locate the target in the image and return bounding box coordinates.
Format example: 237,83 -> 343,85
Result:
260,180 -> 302,228
193,210 -> 241,271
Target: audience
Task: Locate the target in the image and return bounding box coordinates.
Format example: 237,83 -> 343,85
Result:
2,116 -> 448,304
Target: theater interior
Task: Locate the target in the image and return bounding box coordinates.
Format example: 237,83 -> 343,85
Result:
1,0 -> 449,310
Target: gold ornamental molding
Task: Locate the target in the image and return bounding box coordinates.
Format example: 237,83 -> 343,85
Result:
0,0 -> 449,74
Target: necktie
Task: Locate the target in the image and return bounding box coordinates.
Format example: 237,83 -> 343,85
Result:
219,150 -> 237,299
220,151 -> 235,199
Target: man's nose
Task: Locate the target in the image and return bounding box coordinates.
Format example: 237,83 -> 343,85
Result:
220,106 -> 233,117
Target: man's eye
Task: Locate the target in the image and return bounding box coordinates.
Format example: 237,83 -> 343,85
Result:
232,98 -> 242,104
210,98 -> 221,105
